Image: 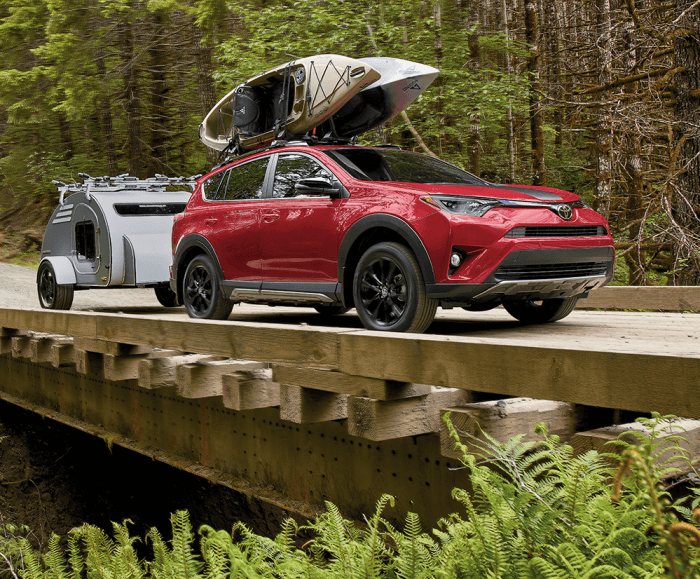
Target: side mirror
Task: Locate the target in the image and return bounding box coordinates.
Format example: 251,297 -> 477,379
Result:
294,178 -> 342,198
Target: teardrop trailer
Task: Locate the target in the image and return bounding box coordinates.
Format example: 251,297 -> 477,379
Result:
37,173 -> 198,310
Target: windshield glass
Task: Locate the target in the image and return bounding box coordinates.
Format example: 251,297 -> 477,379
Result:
323,148 -> 486,186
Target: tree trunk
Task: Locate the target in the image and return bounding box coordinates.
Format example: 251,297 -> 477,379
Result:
192,25 -> 218,167
147,12 -> 169,175
593,0 -> 613,219
672,0 -> 700,284
94,53 -> 118,176
119,18 -> 143,179
525,0 -> 546,185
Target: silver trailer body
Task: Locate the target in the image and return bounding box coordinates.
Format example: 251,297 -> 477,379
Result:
38,174 -> 196,309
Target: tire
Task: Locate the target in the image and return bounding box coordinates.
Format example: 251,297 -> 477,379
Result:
353,242 -> 437,333
313,304 -> 349,316
37,262 -> 74,310
503,297 -> 579,324
154,287 -> 181,308
182,255 -> 233,320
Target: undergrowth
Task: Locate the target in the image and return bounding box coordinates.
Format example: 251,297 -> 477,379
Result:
4,413 -> 700,578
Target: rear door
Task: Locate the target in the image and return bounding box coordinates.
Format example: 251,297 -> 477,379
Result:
200,156 -> 271,282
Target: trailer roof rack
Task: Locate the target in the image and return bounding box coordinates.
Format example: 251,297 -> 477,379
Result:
53,173 -> 201,206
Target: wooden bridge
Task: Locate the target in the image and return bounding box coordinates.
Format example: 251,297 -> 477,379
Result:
0,286 -> 698,526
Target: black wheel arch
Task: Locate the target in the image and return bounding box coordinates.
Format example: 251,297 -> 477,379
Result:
337,214 -> 436,309
173,235 -> 225,303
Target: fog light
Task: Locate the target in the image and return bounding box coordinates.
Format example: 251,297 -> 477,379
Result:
450,253 -> 462,268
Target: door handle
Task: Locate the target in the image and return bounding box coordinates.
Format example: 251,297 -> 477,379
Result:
204,218 -> 218,225
261,211 -> 280,223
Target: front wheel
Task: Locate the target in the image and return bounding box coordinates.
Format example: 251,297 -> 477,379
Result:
182,255 -> 233,320
503,297 -> 579,324
37,262 -> 74,310
353,242 -> 437,333
154,286 -> 181,308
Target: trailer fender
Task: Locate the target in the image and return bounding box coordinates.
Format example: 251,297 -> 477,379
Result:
38,257 -> 77,286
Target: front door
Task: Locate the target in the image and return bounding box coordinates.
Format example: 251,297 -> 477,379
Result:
259,152 -> 340,285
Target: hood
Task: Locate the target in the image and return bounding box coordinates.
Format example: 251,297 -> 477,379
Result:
398,182 -> 581,203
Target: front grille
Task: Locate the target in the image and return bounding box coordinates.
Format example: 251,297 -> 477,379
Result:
504,226 -> 607,238
494,262 -> 609,281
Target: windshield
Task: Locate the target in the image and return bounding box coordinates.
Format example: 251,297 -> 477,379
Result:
322,148 -> 487,186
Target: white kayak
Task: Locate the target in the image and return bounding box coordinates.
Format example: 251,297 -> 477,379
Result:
330,57 -> 440,138
199,54 -> 381,152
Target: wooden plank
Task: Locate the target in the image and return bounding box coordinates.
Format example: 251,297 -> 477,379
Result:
272,364 -> 430,400
75,350 -> 103,378
279,384 -> 347,424
93,315 -> 342,368
347,387 -> 471,441
579,286 -> 700,312
338,332 -> 700,420
570,419 -> 700,473
0,308 -> 97,338
1,328 -> 27,337
51,343 -> 75,368
73,337 -> 152,356
176,359 -> 268,399
31,336 -> 72,364
103,349 -> 181,382
138,354 -> 215,389
222,369 -> 280,410
11,335 -> 33,358
440,398 -> 577,460
272,365 -> 430,400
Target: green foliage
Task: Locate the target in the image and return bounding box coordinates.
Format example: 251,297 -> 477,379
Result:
6,414 -> 700,578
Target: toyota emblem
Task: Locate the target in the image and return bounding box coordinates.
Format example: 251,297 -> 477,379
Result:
557,204 -> 573,221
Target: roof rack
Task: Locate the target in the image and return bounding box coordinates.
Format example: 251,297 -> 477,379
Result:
212,134 -> 361,170
53,173 -> 201,206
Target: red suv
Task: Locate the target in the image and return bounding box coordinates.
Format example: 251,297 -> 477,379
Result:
171,143 -> 614,333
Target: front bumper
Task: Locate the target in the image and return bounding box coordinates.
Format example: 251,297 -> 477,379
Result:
426,246 -> 614,305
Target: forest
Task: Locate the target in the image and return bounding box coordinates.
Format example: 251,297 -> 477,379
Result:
0,0 -> 698,285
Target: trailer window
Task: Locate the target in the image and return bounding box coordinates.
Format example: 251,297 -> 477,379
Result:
114,203 -> 188,216
75,221 -> 96,260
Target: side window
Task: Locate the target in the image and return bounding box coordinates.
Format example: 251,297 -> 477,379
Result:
202,170 -> 227,200
221,158 -> 269,200
75,221 -> 96,260
272,154 -> 333,199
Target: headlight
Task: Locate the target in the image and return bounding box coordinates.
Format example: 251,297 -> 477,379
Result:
571,198 -> 591,209
421,195 -> 504,217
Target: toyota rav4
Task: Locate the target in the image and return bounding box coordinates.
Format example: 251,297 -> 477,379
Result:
171,143 -> 614,333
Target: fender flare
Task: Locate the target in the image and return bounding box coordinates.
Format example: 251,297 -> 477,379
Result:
337,214 -> 436,285
172,235 -> 225,292
38,257 -> 77,286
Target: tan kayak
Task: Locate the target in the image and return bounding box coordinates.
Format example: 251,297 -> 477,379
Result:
199,54 -> 381,152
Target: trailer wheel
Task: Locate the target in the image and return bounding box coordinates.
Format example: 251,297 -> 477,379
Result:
37,262 -> 74,310
154,287 -> 181,308
183,255 -> 233,320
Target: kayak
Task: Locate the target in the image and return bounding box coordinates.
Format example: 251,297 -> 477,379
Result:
199,54 -> 381,152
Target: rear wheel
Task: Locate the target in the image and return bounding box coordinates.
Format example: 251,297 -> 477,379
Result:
37,262 -> 74,310
503,297 -> 579,324
154,287 -> 181,308
353,242 -> 437,333
182,255 -> 233,320
313,304 -> 349,316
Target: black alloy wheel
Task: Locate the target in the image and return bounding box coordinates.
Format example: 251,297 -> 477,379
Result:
182,255 -> 233,320
37,261 -> 74,310
503,296 -> 579,324
353,242 -> 437,333
154,286 -> 181,308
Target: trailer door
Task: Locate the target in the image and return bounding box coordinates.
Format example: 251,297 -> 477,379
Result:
72,203 -> 110,286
